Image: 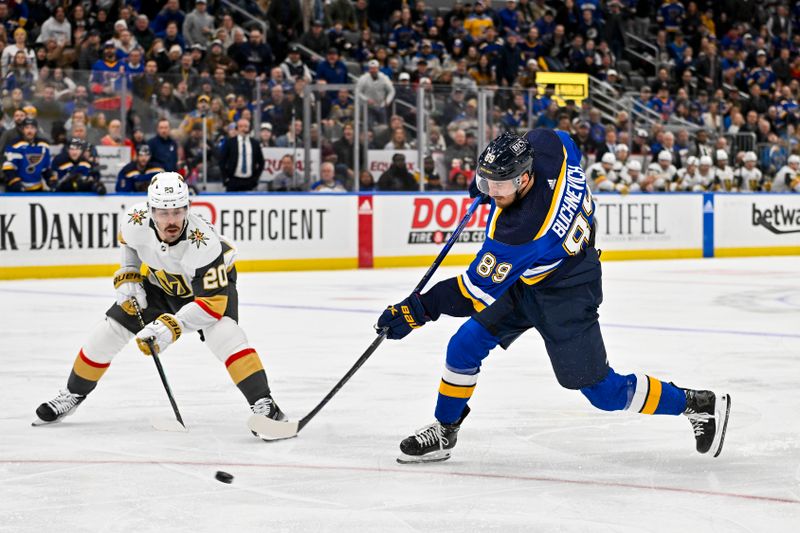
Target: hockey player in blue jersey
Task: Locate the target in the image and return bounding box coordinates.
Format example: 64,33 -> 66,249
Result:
3,118 -> 54,192
377,130 -> 731,463
116,145 -> 165,192
51,138 -> 106,194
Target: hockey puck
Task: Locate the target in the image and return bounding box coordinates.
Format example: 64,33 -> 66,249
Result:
215,471 -> 234,484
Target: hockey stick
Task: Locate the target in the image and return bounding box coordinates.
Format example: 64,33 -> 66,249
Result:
130,297 -> 187,432
249,196 -> 484,440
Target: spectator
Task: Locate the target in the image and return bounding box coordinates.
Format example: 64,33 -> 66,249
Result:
378,153 -> 417,191
147,118 -> 180,171
0,108 -> 25,154
5,51 -> 36,100
220,118 -> 264,192
311,162 -> 347,192
235,28 -> 273,76
299,20 -> 330,57
152,0 -> 186,35
269,154 -> 306,191
280,44 -> 313,83
99,119 -> 135,153
358,169 -> 377,191
183,0 -> 214,47
91,41 -> 124,97
37,6 -> 72,46
133,15 -> 156,52
316,47 -> 348,84
2,28 -> 36,78
258,123 -> 275,148
356,59 -> 395,127
180,95 -> 216,139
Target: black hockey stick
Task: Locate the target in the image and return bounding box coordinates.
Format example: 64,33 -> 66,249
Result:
130,297 -> 186,431
248,196 -> 484,440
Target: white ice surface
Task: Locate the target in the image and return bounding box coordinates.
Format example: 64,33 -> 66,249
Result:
1,257 -> 799,532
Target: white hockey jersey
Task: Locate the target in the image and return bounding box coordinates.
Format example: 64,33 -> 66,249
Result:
118,202 -> 238,331
772,165 -> 800,192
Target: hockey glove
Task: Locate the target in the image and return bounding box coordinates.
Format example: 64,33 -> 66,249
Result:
376,292 -> 429,340
135,314 -> 182,355
114,267 -> 147,315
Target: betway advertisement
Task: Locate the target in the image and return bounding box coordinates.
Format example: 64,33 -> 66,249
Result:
714,194 -> 800,252
593,194 -> 704,256
0,195 -> 358,275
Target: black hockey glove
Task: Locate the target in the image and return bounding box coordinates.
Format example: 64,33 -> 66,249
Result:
376,292 -> 429,340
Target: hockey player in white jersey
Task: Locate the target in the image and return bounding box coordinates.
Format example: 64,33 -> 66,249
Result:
676,156 -> 698,191
587,152 -> 625,192
654,150 -> 678,191
735,151 -> 764,191
771,154 -> 800,192
712,149 -> 736,191
688,155 -> 716,191
618,159 -> 642,192
33,172 -> 286,434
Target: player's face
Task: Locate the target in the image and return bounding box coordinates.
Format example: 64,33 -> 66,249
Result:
480,172 -> 530,208
152,207 -> 187,243
68,146 -> 82,160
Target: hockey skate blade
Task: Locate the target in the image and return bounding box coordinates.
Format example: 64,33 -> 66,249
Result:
396,450 -> 451,464
247,414 -> 298,441
31,417 -> 61,427
712,394 -> 731,458
150,417 -> 188,432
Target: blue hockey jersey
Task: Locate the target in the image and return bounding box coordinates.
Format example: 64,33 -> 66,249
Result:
458,129 -> 595,311
3,139 -> 53,191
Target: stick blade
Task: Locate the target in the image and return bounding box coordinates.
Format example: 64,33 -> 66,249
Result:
151,417 -> 188,432
247,414 -> 299,441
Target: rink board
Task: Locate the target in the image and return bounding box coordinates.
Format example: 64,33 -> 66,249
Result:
0,193 -> 798,279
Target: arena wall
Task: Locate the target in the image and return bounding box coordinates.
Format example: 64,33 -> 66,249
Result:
1,193 -> 798,280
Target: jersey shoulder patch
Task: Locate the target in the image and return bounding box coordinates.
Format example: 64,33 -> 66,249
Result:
119,202 -> 151,245
182,212 -> 223,270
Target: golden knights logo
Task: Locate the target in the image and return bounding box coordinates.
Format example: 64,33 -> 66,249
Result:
128,208 -> 147,225
151,269 -> 192,297
189,228 -> 208,248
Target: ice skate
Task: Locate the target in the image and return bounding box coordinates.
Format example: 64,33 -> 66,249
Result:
397,407 -> 469,464
249,396 -> 289,440
683,389 -> 731,457
32,389 -> 86,426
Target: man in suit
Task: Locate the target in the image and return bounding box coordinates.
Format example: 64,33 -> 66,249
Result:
220,118 -> 264,192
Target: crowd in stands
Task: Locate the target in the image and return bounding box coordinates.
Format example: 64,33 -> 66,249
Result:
1,0 -> 800,194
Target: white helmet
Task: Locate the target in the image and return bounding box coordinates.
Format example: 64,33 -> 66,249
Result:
788,154 -> 800,165
613,161 -> 624,172
658,150 -> 672,162
699,155 -> 713,167
715,149 -> 728,161
615,143 -> 629,153
743,151 -> 757,163
647,162 -> 661,174
148,172 -> 189,209
601,152 -> 616,165
686,156 -> 699,167
627,160 -> 642,172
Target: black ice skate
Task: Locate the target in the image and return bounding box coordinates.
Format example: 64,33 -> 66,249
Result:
397,407 -> 470,464
683,389 -> 731,457
250,396 -> 287,440
32,389 -> 86,426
